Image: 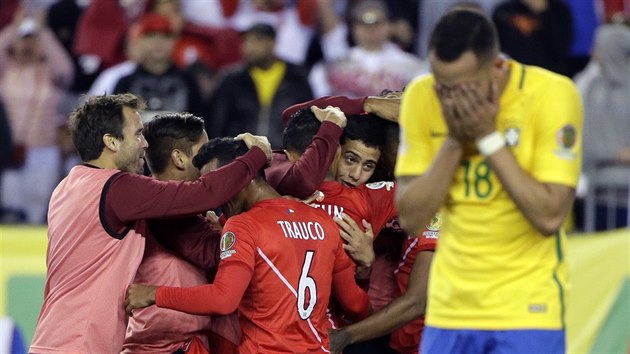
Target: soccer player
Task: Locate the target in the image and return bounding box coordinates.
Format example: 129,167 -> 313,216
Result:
29,94 -> 272,354
396,9 -> 582,354
282,107 -> 437,354
268,92 -> 401,199
125,137 -> 370,354
123,112 -> 238,354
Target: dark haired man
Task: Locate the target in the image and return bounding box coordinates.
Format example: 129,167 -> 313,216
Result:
281,107 -> 437,354
208,23 -> 313,148
30,94 -> 271,354
396,9 -> 582,354
123,112 -> 239,354
125,137 -> 370,353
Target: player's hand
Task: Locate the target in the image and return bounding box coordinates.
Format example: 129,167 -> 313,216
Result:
125,284 -> 158,317
335,214 -> 375,268
206,210 -> 222,231
451,82 -> 500,141
434,83 -> 469,143
311,105 -> 347,128
235,133 -> 272,162
364,94 -> 401,122
329,328 -> 352,354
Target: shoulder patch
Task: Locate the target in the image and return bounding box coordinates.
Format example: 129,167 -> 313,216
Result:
423,213 -> 441,239
220,231 -> 237,260
556,124 -> 577,149
553,124 -> 578,160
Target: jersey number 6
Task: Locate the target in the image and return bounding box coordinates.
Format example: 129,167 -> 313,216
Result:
297,250 -> 317,319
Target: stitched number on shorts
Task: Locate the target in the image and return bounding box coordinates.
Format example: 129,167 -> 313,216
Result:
297,251 -> 317,320
461,160 -> 493,199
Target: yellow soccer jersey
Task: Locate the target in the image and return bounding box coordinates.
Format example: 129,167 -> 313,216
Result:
396,61 -> 582,330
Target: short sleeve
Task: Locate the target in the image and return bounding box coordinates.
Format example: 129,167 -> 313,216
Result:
363,181 -> 398,235
395,75 -> 438,177
531,76 -> 583,187
220,217 -> 257,273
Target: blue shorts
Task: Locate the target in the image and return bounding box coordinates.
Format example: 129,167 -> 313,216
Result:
420,326 -> 565,354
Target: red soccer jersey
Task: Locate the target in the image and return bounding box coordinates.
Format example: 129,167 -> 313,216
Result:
390,216 -> 439,354
157,198 -> 368,354
310,180 -> 398,236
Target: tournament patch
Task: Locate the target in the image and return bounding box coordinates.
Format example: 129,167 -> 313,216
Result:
556,124 -> 577,149
220,231 -> 236,259
423,213 -> 441,239
553,124 -> 578,160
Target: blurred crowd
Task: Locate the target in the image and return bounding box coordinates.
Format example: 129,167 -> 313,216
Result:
0,0 -> 628,230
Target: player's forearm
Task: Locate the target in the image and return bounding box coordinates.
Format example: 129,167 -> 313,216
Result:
332,267 -> 370,320
156,263 -> 251,315
273,121 -> 342,198
397,138 -> 462,235
344,290 -> 424,344
340,249 -> 432,344
486,147 -> 575,235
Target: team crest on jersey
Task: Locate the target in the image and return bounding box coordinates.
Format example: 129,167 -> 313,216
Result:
504,127 -> 520,147
366,181 -> 394,191
554,124 -> 577,160
423,213 -> 441,239
220,231 -> 236,260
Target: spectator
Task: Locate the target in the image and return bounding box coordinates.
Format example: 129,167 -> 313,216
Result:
575,23 -> 630,230
207,23 -> 312,148
0,9 -> 74,224
492,0 -> 574,75
47,0 -> 98,94
564,0 -> 599,77
0,100 -> 11,177
415,0 -> 502,58
113,13 -> 203,120
310,0 -> 426,98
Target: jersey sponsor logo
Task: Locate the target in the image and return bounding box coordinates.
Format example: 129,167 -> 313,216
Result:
220,231 -> 236,260
365,181 -> 394,191
504,127 -> 520,147
554,124 -> 578,160
277,220 -> 326,241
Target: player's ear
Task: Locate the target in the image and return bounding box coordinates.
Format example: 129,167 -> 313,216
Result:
171,149 -> 186,170
103,134 -> 119,152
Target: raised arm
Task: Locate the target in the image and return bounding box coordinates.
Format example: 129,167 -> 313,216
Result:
266,121 -> 342,198
106,147 -> 268,224
451,77 -> 581,235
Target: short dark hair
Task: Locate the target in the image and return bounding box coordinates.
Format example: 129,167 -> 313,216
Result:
429,9 -> 498,65
192,137 -> 266,179
341,114 -> 385,151
282,108 -> 321,154
69,94 -> 145,162
143,112 -> 205,174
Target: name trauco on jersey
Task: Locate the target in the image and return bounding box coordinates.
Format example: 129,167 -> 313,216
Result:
277,220 -> 326,240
